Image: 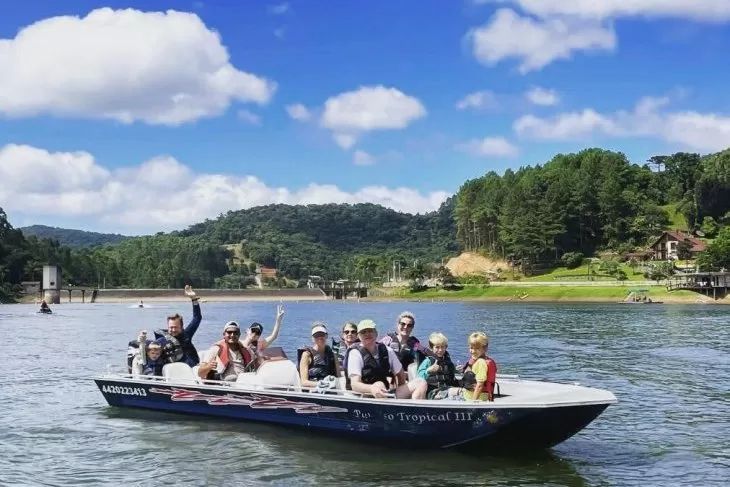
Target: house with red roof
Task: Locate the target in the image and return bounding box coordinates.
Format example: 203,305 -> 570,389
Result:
649,230 -> 706,260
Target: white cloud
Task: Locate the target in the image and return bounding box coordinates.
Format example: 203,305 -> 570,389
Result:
333,134 -> 357,150
269,3 -> 290,15
514,109 -> 620,139
525,86 -> 559,106
513,95 -> 730,151
320,85 -> 427,147
353,150 -> 376,166
0,8 -> 276,125
455,90 -> 500,110
285,103 -> 312,121
467,8 -> 616,73
478,0 -> 730,22
237,110 -> 261,125
457,136 -> 520,157
0,144 -> 449,231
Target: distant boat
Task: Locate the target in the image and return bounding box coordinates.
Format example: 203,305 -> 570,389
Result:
620,288 -> 663,304
37,308 -> 52,314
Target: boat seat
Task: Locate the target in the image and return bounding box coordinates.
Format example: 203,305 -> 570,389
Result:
253,360 -> 301,390
163,363 -> 197,384
407,362 -> 418,382
234,372 -> 259,389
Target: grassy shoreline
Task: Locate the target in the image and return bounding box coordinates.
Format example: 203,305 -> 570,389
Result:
10,286 -> 722,305
367,285 -> 721,304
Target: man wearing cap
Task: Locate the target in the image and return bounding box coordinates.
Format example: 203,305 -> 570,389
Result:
298,322 -> 340,389
347,319 -> 427,400
198,321 -> 256,381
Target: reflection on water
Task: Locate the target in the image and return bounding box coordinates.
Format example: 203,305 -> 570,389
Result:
1,301 -> 729,486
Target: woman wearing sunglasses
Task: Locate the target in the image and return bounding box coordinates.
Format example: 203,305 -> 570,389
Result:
379,311 -> 426,370
332,322 -> 359,368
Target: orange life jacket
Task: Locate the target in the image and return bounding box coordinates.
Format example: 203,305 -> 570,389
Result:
462,354 -> 498,401
214,339 -> 253,369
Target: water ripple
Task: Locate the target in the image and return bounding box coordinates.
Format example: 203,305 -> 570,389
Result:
1,301 -> 729,486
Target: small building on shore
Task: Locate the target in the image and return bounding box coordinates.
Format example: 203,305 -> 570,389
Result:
667,271 -> 730,299
649,230 -> 706,261
42,265 -> 62,304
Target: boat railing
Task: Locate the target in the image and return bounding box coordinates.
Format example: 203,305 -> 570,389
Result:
98,370 -> 397,398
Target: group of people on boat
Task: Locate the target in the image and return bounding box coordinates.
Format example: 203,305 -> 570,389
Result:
126,286 -> 498,402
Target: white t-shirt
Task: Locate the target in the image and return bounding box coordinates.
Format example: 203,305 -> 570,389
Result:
347,345 -> 403,379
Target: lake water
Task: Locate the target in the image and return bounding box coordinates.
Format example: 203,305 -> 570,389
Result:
1,300 -> 729,486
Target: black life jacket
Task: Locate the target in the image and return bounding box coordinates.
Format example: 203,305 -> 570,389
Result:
386,332 -> 422,368
332,337 -> 359,366
154,329 -> 200,366
297,345 -> 337,381
423,350 -> 457,389
126,339 -> 167,373
346,343 -> 392,390
141,357 -> 165,376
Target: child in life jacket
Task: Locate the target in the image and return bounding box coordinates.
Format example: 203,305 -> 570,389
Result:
131,342 -> 166,377
417,332 -> 458,399
453,331 -> 497,401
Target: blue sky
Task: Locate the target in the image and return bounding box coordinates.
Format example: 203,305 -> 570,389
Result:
1,1 -> 730,234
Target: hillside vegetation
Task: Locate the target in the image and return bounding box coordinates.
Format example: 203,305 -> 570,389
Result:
4,147 -> 730,300
454,148 -> 730,273
19,225 -> 128,248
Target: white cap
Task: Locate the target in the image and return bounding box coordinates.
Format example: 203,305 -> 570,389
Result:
311,323 -> 328,336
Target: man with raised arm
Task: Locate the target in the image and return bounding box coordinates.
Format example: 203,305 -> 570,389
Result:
152,285 -> 203,367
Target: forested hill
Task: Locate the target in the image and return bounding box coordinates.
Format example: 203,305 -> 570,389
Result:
453,148 -> 730,268
176,201 -> 458,278
19,225 -> 129,248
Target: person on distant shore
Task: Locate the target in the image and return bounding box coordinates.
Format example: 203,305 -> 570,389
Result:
152,285 -> 202,367
198,321 -> 256,381
242,304 -> 285,353
332,322 -> 359,367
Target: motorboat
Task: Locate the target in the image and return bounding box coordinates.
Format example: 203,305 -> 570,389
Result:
37,307 -> 52,314
619,289 -> 663,304
93,358 -> 617,452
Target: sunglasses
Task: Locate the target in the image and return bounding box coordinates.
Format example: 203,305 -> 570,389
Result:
224,330 -> 240,335
343,330 -> 357,334
398,322 -> 414,328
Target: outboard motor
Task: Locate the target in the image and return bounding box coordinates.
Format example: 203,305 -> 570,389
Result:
126,331 -> 148,373
126,340 -> 140,373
